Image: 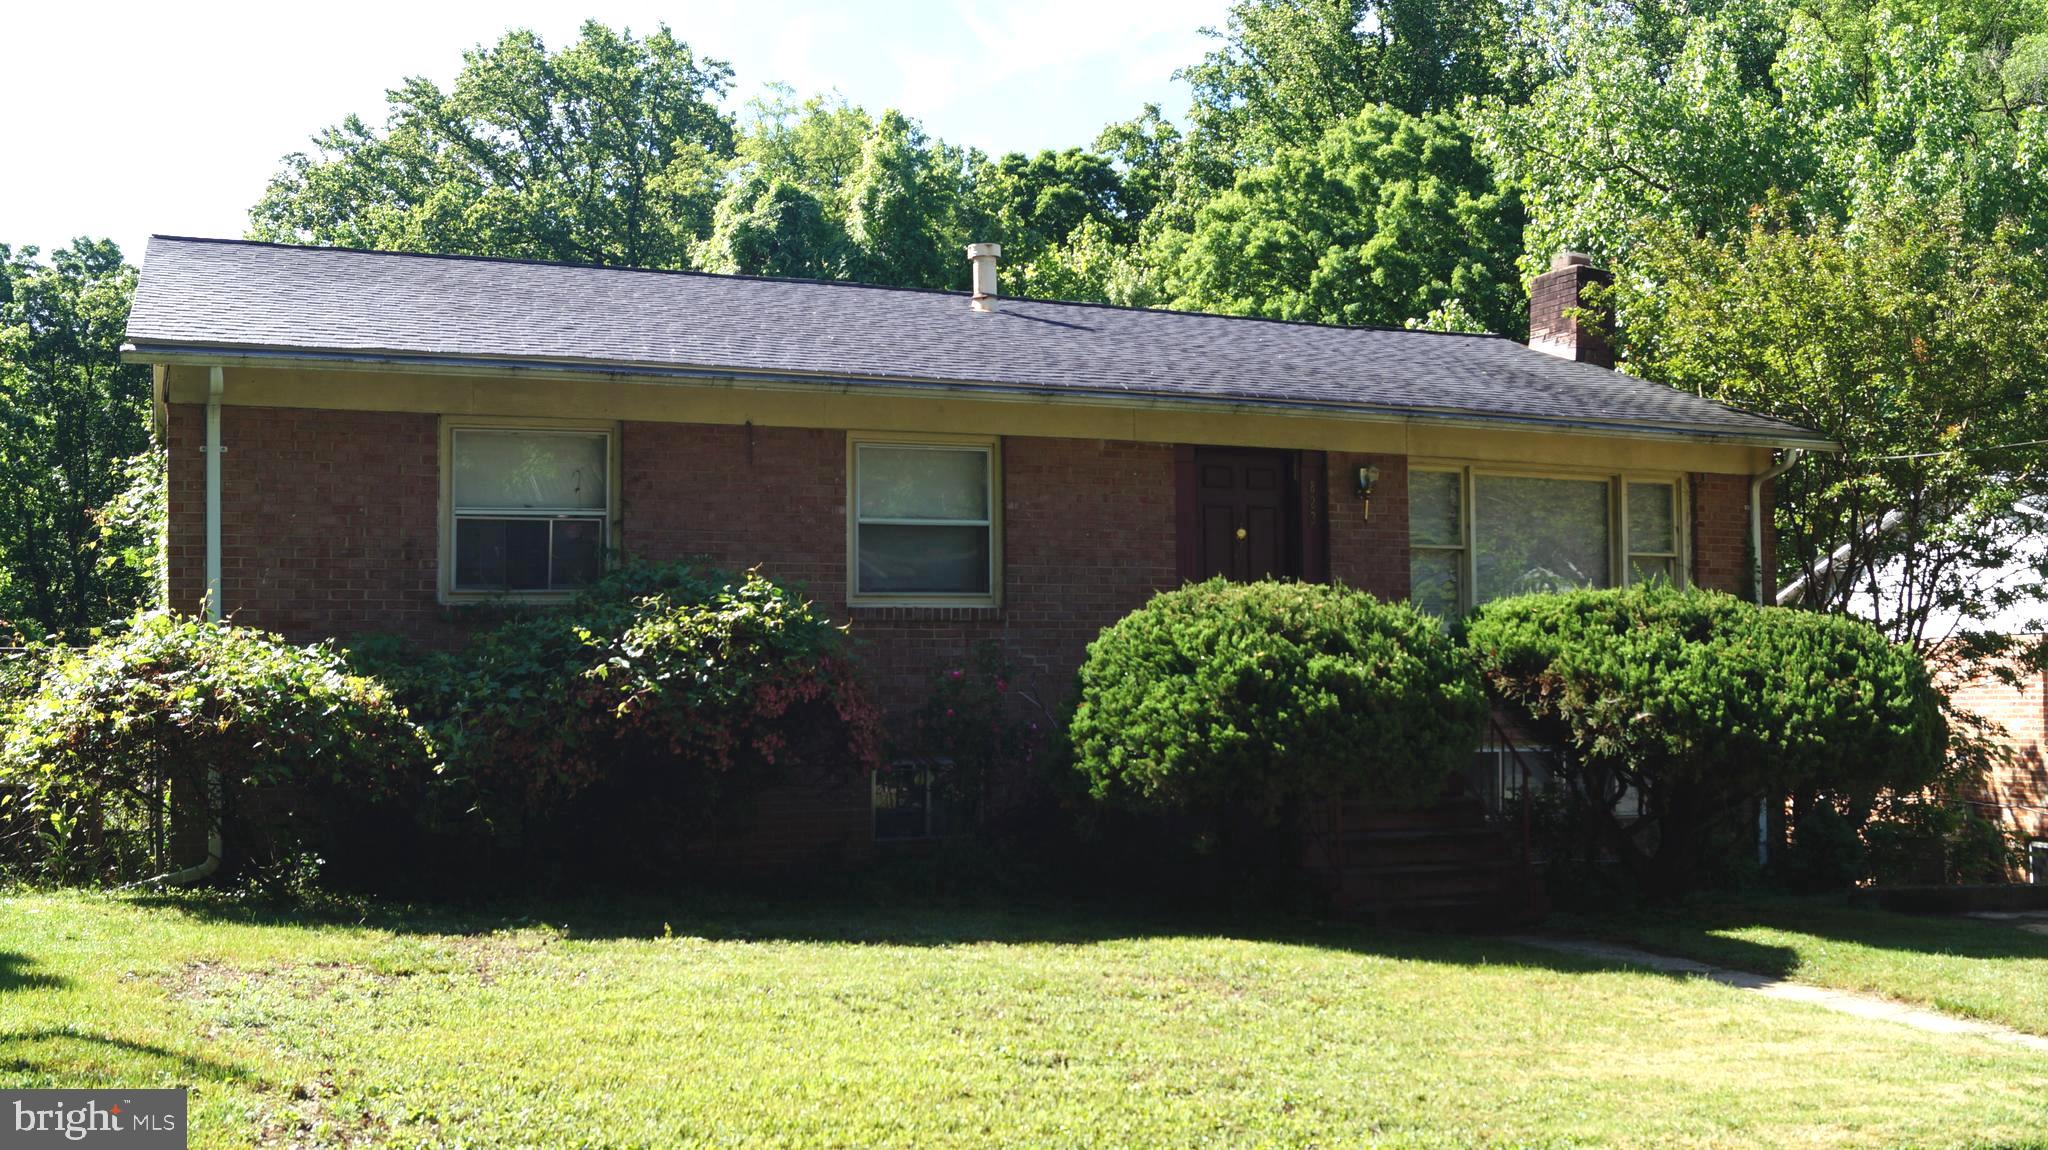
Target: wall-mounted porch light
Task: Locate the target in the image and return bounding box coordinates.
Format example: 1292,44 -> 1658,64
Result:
1355,464 -> 1381,521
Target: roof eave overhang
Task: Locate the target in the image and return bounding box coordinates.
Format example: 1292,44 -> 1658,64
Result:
120,341 -> 1842,453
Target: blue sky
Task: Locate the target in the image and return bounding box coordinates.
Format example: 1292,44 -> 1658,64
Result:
0,1 -> 1231,264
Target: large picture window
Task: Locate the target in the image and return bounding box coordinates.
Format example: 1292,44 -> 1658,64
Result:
448,427 -> 612,594
850,438 -> 997,603
1408,467 -> 1684,616
1473,474 -> 1611,601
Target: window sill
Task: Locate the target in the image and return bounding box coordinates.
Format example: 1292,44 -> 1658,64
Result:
847,601 -> 1004,622
438,590 -> 582,608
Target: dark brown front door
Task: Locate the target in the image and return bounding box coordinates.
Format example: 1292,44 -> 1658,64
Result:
1194,449 -> 1294,581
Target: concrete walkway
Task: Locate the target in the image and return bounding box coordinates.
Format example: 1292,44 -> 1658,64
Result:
1505,934 -> 2048,1053
1966,910 -> 2048,937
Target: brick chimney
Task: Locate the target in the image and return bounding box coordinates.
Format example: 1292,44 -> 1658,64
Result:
1528,251 -> 1613,368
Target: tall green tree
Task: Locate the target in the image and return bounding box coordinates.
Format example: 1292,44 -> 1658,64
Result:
694,175 -> 848,279
696,93 -> 985,291
0,241 -> 157,639
1617,200 -> 2048,652
842,110 -> 983,289
250,22 -> 738,268
971,150 -> 1130,272
1154,106 -> 1525,333
1178,0 -> 1541,175
728,87 -> 875,214
1478,0 -> 2048,272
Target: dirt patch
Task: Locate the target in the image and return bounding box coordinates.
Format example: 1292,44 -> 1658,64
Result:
257,1069 -> 390,1150
161,959 -> 402,1006
445,930 -> 560,986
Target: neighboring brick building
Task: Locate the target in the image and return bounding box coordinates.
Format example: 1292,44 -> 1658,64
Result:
129,237 -> 1827,861
1945,657 -> 2048,852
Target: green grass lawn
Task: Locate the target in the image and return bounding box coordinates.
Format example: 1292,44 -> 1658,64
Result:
1572,894 -> 2048,1038
4,890 -> 2047,1148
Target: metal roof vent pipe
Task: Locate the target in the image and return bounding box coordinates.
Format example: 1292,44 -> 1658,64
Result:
967,243 -> 1001,312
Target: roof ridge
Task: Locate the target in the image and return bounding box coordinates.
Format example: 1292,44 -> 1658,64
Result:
144,234 -> 1514,343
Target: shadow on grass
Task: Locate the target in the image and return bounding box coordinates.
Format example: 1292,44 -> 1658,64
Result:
112,886 -> 1801,987
0,1027 -> 251,1083
0,950 -> 67,993
1570,895 -> 2048,979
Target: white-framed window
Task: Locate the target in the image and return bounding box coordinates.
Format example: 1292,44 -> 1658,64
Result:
442,422 -> 617,598
1409,468 -> 1466,621
848,434 -> 1000,606
1625,481 -> 1681,585
1408,466 -> 1686,616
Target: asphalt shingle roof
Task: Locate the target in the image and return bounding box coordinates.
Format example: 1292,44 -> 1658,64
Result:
125,237 -> 1827,446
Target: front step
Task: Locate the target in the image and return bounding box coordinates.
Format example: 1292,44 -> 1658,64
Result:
1303,796 -> 1545,925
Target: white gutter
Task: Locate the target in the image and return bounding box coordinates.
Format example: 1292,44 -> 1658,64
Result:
157,365 -> 226,885
1750,448 -> 1806,606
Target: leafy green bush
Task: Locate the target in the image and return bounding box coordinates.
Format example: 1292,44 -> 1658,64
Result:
1862,795 -> 2024,886
1463,584 -> 1946,895
1069,579 -> 1486,819
369,563 -> 882,852
890,644 -> 1049,835
0,612 -> 430,882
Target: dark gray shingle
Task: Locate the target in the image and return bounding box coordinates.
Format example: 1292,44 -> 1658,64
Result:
125,237 -> 1826,445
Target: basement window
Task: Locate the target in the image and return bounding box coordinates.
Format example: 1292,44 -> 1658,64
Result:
849,435 -> 1000,606
447,426 -> 614,595
873,760 -> 959,841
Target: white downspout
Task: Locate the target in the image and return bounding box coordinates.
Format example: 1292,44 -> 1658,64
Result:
158,366 -> 227,885
1749,449 -> 1805,607
1750,447 -> 1805,868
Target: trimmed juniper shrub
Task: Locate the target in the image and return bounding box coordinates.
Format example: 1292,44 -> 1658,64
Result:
1070,578 -> 1487,819
1463,583 -> 1946,896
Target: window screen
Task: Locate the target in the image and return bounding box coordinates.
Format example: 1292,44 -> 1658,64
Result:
1409,469 -> 1465,619
450,429 -> 609,592
854,443 -> 994,596
1626,481 -> 1680,585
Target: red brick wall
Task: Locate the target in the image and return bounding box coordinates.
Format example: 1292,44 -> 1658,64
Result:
619,422 -> 845,599
169,400 -> 1775,859
621,423 -> 1179,712
1327,452 -> 1408,599
1691,472 -> 1760,598
167,404 -> 448,641
1947,662 -> 2048,842
619,426 -> 1181,848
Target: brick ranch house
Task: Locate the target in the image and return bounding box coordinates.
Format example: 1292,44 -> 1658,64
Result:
123,237 -> 1832,862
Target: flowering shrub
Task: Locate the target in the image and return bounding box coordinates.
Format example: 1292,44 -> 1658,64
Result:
894,644 -> 1047,829
377,563 -> 882,829
0,612 -> 430,880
